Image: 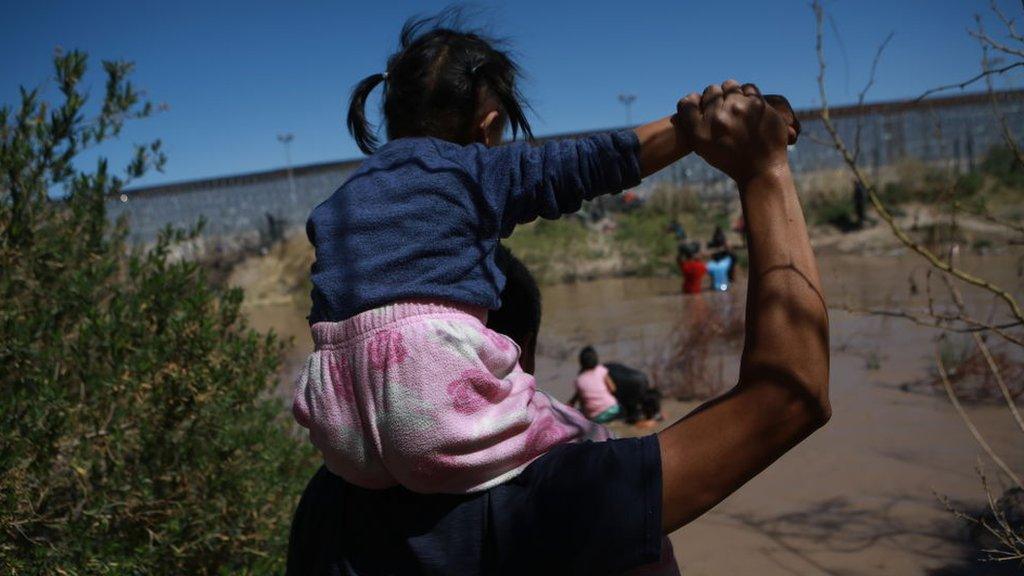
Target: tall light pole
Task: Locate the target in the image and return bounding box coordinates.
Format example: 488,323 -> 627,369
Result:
618,94 -> 637,127
277,133 -> 296,200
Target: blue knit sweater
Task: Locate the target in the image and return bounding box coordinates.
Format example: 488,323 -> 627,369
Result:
306,130 -> 642,323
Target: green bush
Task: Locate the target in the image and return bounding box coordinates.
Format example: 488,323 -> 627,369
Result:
615,208 -> 678,275
872,159 -> 984,207
955,171 -> 984,197
878,181 -> 914,206
980,144 -> 1024,189
504,216 -> 592,283
805,191 -> 857,230
0,51 -> 314,574
645,185 -> 703,216
505,206 -> 693,282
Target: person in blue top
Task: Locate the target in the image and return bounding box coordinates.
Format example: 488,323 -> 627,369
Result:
706,252 -> 733,291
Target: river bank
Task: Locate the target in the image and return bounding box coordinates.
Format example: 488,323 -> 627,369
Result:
230,235 -> 1024,574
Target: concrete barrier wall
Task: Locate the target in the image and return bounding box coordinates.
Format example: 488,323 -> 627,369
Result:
108,162 -> 358,243
110,91 -> 1024,244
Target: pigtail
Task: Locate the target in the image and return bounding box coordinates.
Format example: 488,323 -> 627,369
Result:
499,80 -> 533,143
474,59 -> 533,143
347,73 -> 386,155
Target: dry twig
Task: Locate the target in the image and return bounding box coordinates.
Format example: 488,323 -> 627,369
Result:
813,0 -> 1024,329
853,31 -> 894,164
940,272 -> 1024,435
934,347 -> 1023,489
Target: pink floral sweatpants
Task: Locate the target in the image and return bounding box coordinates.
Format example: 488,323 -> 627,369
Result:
293,300 -> 610,494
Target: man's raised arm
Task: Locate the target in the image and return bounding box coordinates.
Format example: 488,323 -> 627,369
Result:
658,81 -> 830,532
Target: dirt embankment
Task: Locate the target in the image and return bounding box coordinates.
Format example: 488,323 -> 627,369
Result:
227,231 -> 313,307
227,203 -> 1020,309
810,203 -> 1022,255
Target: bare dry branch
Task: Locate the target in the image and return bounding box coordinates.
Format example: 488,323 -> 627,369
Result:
935,348 -> 1023,489
974,204 -> 1024,236
990,0 -> 1024,44
970,26 -> 1024,60
813,1 -> 1024,328
973,321 -> 1024,348
975,334 -> 1024,433
814,0 -> 1024,559
854,32 -> 895,163
980,12 -> 1024,175
940,272 -> 1024,435
839,302 -> 1024,348
914,60 -> 1024,102
801,132 -> 841,148
978,465 -> 1024,561
932,482 -> 1023,563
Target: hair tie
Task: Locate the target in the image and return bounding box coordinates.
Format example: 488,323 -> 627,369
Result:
381,71 -> 389,81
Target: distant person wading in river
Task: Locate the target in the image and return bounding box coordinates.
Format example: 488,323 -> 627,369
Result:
706,251 -> 733,291
568,346 -> 622,424
677,242 -> 707,295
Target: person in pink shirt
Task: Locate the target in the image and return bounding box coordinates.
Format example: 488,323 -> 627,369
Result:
569,346 -> 622,423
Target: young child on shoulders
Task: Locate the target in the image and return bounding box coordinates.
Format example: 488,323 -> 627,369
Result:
291,11 -> 798,497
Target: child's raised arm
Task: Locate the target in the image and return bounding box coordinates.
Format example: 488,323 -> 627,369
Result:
445,97 -> 800,238
447,130 -> 647,236
634,116 -> 693,177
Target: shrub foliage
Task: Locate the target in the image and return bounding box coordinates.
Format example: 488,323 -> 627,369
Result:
0,50 -> 312,574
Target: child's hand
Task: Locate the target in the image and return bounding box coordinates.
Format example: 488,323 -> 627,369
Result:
674,80 -> 792,186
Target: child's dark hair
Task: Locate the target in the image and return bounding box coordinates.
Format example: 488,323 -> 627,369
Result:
578,346 -> 599,372
347,8 -> 533,155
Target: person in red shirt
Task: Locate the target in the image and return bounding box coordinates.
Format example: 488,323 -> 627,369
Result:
677,243 -> 707,295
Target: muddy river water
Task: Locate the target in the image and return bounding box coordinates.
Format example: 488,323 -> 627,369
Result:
243,252 -> 1023,575
251,253 -> 1023,391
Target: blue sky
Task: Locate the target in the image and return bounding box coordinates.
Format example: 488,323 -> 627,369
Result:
3,0 -> 1021,187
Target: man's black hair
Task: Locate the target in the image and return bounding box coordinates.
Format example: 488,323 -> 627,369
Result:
347,7 -> 534,155
678,240 -> 704,260
487,244 -> 541,346
708,225 -> 726,249
677,243 -> 693,260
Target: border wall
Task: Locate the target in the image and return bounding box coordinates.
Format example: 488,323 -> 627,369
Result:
110,90 -> 1024,246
